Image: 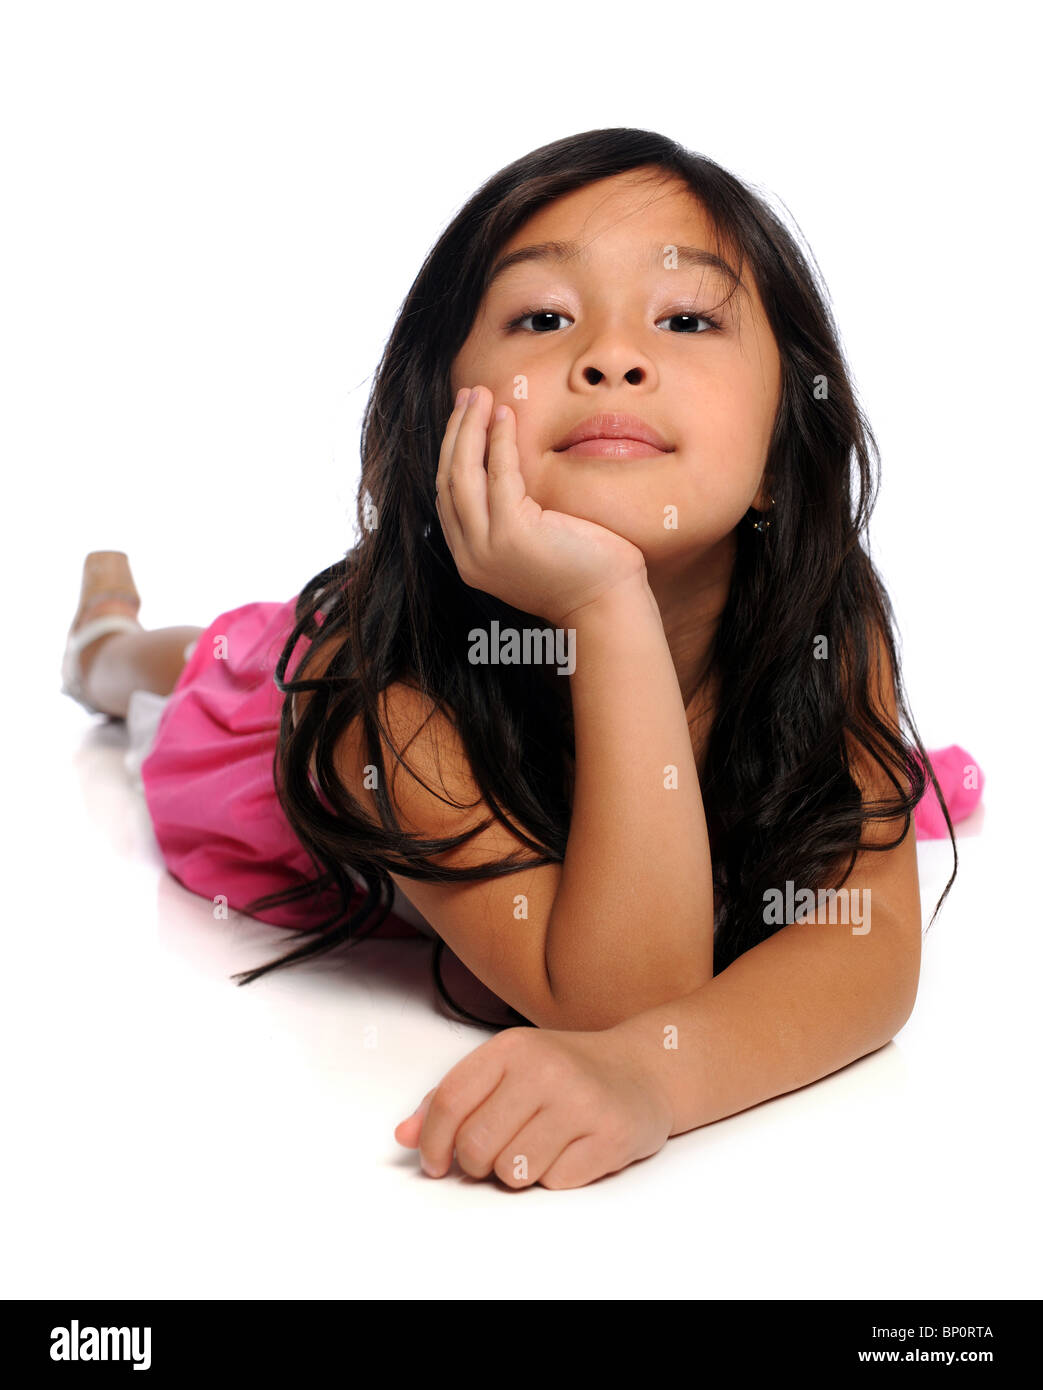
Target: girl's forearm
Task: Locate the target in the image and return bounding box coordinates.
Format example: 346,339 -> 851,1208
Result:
544,572 -> 715,1031
612,905 -> 921,1136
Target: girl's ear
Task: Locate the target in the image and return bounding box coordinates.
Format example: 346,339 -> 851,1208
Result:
751,472 -> 774,512
743,482 -> 776,534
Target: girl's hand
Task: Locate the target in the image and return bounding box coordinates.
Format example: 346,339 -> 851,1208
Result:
393,1025 -> 674,1190
435,385 -> 648,628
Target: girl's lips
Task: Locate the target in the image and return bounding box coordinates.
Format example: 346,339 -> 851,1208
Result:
558,438 -> 669,459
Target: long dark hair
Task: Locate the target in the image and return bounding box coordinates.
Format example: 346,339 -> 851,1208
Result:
231,127 -> 957,1026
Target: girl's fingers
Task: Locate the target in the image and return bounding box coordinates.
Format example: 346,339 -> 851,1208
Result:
436,386 -> 517,570
492,1107 -> 582,1188
417,1043 -> 512,1178
393,1087 -> 437,1146
434,391 -> 471,556
453,1091 -> 547,1182
485,402 -> 527,547
444,387 -> 492,552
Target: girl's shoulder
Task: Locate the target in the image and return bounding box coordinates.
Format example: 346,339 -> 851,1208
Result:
290,630 -> 449,747
290,628 -> 344,730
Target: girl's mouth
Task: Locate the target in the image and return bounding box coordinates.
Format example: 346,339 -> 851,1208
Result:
557,438 -> 669,459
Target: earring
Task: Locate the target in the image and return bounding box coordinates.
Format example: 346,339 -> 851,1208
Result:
747,496 -> 775,532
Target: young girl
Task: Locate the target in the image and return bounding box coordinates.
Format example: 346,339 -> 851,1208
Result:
62,128 -> 975,1192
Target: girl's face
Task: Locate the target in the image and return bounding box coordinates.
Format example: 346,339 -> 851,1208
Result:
450,168 -> 782,569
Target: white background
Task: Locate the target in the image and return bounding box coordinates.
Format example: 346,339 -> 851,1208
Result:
1,0 -> 1038,1301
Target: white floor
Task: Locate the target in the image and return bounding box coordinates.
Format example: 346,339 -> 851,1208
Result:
3,678 -> 1037,1301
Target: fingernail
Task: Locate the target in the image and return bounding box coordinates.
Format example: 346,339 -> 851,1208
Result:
421,1155 -> 441,1177
468,387 -> 481,405
455,387 -> 468,407
494,404 -> 508,422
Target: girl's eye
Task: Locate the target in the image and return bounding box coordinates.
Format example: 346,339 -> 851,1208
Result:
504,306 -> 722,334
504,308 -> 574,333
659,310 -> 723,334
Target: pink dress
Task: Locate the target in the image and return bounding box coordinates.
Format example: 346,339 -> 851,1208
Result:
140,595 -> 982,931
140,594 -> 425,938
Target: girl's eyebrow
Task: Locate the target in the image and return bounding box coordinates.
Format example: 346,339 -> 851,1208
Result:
485,239 -> 748,302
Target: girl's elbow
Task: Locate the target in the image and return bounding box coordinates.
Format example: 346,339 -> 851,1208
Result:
883,941 -> 921,1040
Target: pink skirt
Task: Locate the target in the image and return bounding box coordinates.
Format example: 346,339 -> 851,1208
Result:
139,594 -> 426,939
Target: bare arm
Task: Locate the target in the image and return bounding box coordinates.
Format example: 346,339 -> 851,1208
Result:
614,893 -> 920,1136
545,571 -> 716,1027
300,574 -> 713,1031
612,626 -> 924,1135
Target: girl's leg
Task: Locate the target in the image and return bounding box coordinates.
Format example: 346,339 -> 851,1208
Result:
81,625 -> 206,718
70,551 -> 205,719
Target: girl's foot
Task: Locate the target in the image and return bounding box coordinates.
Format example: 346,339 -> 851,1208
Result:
63,552 -> 144,705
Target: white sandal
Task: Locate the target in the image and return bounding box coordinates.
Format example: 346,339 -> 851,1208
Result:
61,593 -> 144,716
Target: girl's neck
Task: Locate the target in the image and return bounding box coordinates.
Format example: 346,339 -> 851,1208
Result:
645,530 -> 736,715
